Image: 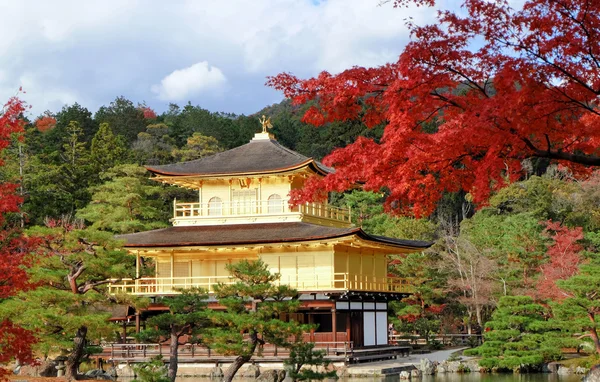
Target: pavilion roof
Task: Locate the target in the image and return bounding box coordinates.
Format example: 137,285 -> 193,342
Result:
116,222 -> 432,252
145,138 -> 333,177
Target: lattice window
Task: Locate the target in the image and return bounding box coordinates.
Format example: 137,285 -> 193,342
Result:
267,193 -> 283,213
208,197 -> 222,216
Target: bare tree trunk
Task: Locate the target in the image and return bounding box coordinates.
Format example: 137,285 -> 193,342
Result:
168,329 -> 179,382
475,304 -> 483,328
588,314 -> 600,354
65,326 -> 87,380
222,336 -> 258,382
466,310 -> 473,335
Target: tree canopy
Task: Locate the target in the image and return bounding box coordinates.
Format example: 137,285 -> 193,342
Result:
0,97 -> 38,379
268,0 -> 600,216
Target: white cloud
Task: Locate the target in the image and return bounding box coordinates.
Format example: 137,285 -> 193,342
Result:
151,62 -> 227,102
0,0 -> 452,115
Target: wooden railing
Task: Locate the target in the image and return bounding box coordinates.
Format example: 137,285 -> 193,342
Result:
104,339 -> 353,361
108,273 -> 413,295
173,199 -> 351,224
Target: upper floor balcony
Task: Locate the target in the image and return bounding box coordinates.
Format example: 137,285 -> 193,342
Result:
107,273 -> 412,296
172,198 -> 352,228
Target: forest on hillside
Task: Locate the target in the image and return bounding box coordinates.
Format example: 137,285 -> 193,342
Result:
3,0 -> 600,374
1,93 -> 599,372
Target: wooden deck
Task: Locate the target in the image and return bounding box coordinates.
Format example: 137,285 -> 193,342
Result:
100,341 -> 411,365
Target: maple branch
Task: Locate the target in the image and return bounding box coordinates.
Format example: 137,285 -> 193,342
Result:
551,0 -> 600,70
430,90 -> 464,110
520,136 -> 600,166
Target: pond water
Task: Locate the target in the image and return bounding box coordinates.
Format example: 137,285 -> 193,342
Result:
420,374 -> 583,382
130,375 -> 584,382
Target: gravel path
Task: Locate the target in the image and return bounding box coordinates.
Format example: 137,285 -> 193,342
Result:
407,347 -> 470,363
346,347 -> 473,372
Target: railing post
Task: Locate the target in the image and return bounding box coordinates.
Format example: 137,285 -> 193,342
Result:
173,198 -> 177,218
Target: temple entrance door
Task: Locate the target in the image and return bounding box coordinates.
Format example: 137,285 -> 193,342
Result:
350,311 -> 363,348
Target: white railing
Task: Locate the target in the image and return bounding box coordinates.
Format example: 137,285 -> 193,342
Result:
173,199 -> 351,224
108,273 -> 412,295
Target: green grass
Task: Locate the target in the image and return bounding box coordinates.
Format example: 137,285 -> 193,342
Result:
557,355 -> 600,369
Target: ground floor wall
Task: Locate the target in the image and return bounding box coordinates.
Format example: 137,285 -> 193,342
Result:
133,296 -> 389,349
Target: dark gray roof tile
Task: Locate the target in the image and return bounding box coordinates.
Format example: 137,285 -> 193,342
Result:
146,139 -> 333,176
116,222 -> 432,250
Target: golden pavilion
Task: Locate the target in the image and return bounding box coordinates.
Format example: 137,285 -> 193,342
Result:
109,123 -> 431,348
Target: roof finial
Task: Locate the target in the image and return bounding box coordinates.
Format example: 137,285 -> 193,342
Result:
259,115 -> 273,134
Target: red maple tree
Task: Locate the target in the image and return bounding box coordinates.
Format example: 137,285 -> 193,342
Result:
140,106 -> 157,119
34,115 -> 56,132
0,96 -> 38,379
536,221 -> 584,301
268,0 -> 600,216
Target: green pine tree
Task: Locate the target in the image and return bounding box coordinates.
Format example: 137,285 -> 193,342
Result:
137,289 -> 209,382
464,295 -> 571,371
202,260 -> 310,382
0,224 -> 140,380
554,262 -> 600,354
284,342 -> 337,381
171,132 -> 222,162
90,123 -> 126,175
76,164 -> 168,233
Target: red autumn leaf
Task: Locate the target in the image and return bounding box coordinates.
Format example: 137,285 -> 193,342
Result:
536,221 -> 584,301
0,96 -> 39,378
140,106 -> 157,119
268,0 -> 600,216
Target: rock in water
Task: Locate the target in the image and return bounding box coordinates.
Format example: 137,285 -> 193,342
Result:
209,366 -> 224,379
399,371 -> 411,379
106,366 -> 118,378
117,364 -> 136,378
411,368 -> 422,378
242,364 -> 261,378
257,369 -> 279,382
419,359 -> 436,375
584,366 -> 600,382
276,369 -> 286,382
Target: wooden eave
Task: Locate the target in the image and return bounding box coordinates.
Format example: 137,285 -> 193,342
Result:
122,234 -> 427,256
147,158 -> 328,179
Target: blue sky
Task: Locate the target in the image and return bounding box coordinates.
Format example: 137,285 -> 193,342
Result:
0,0 -> 454,117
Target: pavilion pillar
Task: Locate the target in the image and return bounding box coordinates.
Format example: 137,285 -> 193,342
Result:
122,321 -> 127,343
135,310 -> 141,335
136,252 -> 140,278
331,308 -> 337,343
308,313 -> 315,342
346,314 -> 351,343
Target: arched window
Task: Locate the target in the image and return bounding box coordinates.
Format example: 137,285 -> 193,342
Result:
267,194 -> 283,213
208,197 -> 223,216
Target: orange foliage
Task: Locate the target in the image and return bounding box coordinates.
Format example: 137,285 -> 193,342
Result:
34,116 -> 56,132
